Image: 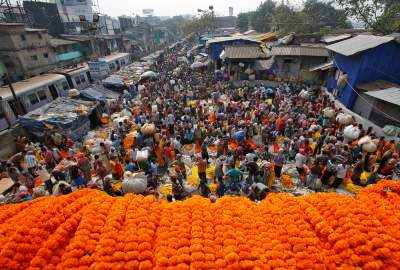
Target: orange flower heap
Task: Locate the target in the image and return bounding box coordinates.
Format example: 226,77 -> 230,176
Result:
0,180 -> 399,269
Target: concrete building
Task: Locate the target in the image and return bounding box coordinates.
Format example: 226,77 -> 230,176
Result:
99,15 -> 115,35
55,0 -> 93,23
23,1 -> 65,37
0,23 -> 57,82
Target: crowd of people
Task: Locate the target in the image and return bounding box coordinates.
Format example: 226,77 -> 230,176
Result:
1,40 -> 399,203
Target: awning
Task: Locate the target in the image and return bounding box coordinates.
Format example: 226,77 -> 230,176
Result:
309,61 -> 334,72
364,87 -> 400,107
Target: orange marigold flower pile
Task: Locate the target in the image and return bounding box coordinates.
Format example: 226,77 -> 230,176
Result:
0,180 -> 399,270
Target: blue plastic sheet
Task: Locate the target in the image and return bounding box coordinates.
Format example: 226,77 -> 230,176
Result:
19,97 -> 99,142
80,85 -> 120,101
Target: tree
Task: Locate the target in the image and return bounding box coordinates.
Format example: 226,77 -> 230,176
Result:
335,0 -> 400,34
303,0 -> 351,33
182,13 -> 213,36
164,16 -> 186,39
272,5 -> 307,35
250,0 -> 276,32
237,12 -> 251,32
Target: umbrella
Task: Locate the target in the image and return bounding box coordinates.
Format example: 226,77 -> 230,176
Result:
140,71 -> 158,79
191,62 -> 205,69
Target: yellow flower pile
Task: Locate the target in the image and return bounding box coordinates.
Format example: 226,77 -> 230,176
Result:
0,180 -> 399,269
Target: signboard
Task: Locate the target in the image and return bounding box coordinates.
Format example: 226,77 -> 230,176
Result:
142,9 -> 154,15
88,61 -> 110,81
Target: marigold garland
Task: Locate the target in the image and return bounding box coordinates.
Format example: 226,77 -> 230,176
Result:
0,181 -> 399,269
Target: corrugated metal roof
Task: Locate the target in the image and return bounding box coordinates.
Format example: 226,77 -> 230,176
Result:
224,45 -> 268,59
309,61 -> 334,71
321,34 -> 352,44
326,35 -> 394,56
356,80 -> 400,92
365,87 -> 400,107
269,46 -> 329,57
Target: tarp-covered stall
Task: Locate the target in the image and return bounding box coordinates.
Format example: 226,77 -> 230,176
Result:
80,85 -> 121,101
19,97 -> 101,142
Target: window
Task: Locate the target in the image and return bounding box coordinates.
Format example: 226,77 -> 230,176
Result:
75,77 -> 81,85
43,52 -> 48,58
62,81 -> 69,91
80,74 -> 86,83
28,93 -> 39,105
30,55 -> 38,61
38,33 -> 42,39
20,34 -> 26,41
37,90 -> 47,101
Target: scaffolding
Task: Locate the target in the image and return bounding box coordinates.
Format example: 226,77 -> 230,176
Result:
0,0 -> 30,24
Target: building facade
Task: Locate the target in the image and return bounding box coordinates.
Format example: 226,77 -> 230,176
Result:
0,23 -> 57,81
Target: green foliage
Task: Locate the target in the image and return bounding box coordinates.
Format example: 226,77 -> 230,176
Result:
303,0 -> 351,33
237,13 -> 251,32
251,0 -> 276,32
163,16 -> 186,38
335,0 -> 400,34
234,0 -> 351,35
272,5 -> 307,35
182,13 -> 213,36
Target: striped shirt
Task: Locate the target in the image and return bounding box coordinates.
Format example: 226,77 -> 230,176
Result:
25,154 -> 37,169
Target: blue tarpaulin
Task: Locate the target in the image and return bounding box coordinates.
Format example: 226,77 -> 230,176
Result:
19,97 -> 100,141
103,75 -> 125,89
80,85 -> 121,101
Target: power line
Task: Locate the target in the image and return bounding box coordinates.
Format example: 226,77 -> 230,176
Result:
333,59 -> 400,125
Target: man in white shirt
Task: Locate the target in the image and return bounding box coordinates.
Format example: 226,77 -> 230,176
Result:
167,113 -> 175,135
25,151 -> 37,176
295,149 -> 306,176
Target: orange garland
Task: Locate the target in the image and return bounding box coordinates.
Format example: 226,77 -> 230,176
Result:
0,181 -> 399,269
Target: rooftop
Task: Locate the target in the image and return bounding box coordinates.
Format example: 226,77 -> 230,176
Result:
365,87 -> 400,107
326,35 -> 394,56
100,52 -> 130,62
223,45 -> 268,60
206,36 -> 261,46
49,38 -> 77,47
269,45 -> 329,57
0,74 -> 66,99
321,34 -> 352,44
356,80 -> 400,92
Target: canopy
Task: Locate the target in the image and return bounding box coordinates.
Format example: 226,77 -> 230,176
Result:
19,97 -> 100,141
80,85 -> 121,101
103,75 -> 125,89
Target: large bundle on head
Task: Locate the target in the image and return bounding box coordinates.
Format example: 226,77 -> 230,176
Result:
344,125 -> 360,140
358,136 -> 377,153
141,123 -> 156,136
336,113 -> 353,125
112,116 -> 130,128
299,89 -> 309,99
122,172 -> 147,194
68,89 -> 80,97
132,149 -> 149,162
323,108 -> 335,118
